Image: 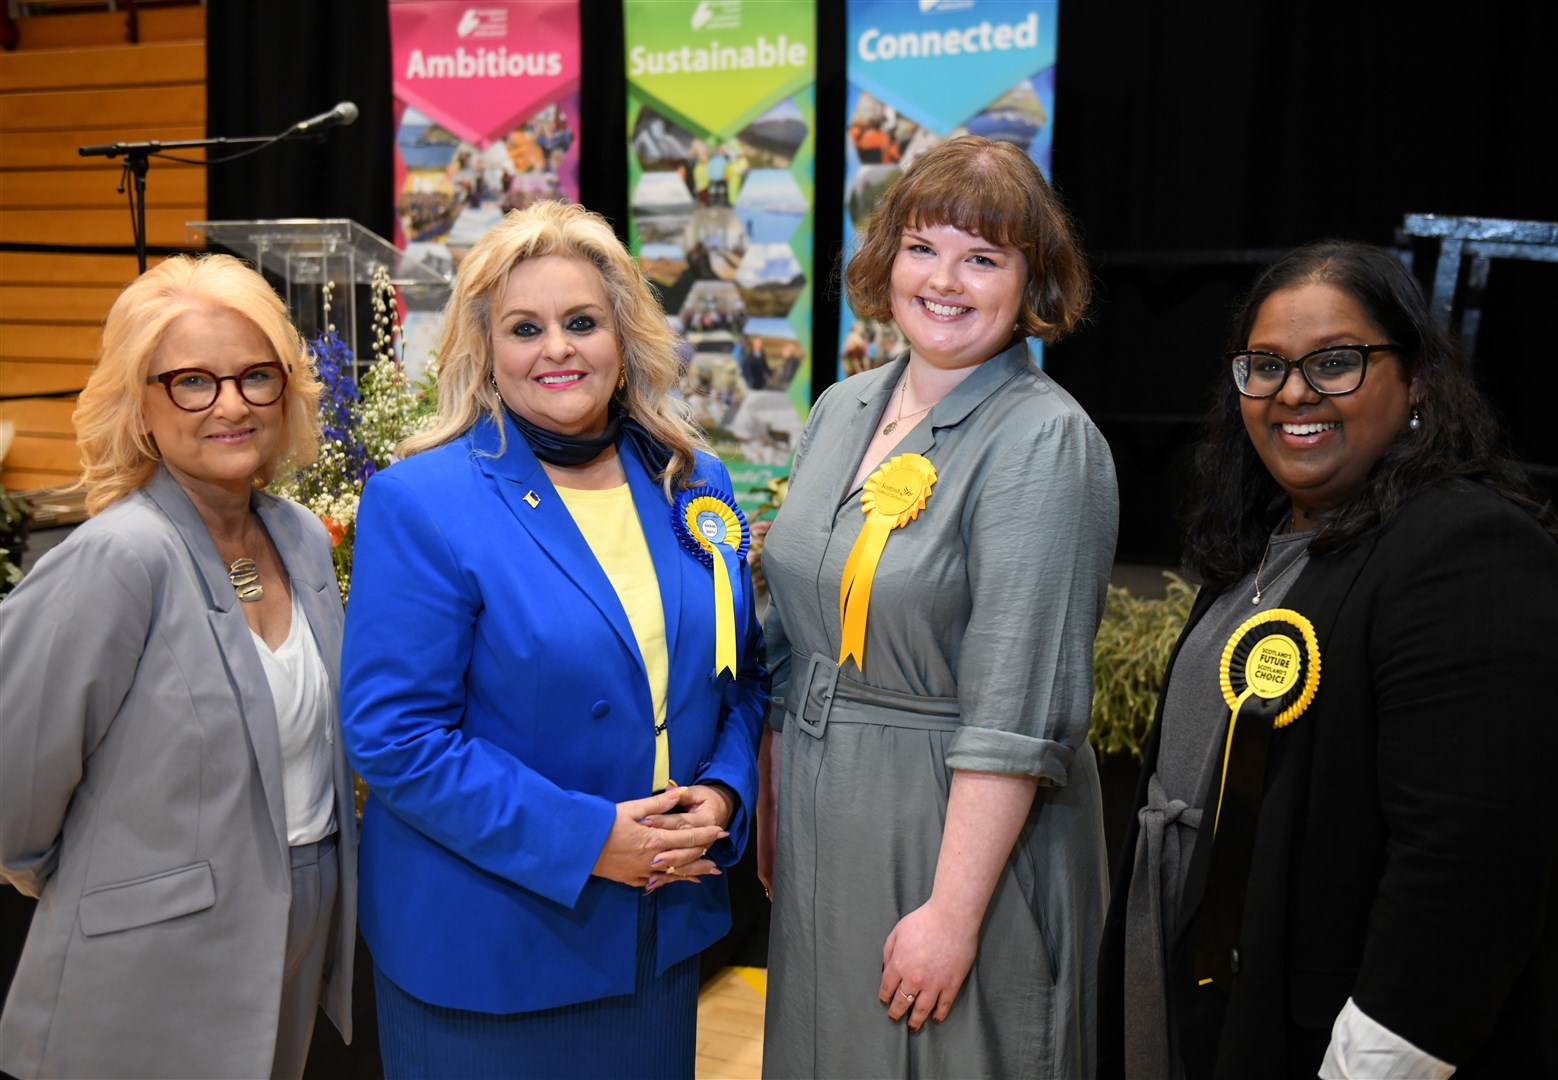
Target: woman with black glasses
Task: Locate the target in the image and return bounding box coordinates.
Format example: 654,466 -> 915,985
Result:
0,255 -> 356,1079
1098,240 -> 1558,1079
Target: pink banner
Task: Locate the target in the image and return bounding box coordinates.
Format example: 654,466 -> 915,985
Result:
390,0 -> 581,262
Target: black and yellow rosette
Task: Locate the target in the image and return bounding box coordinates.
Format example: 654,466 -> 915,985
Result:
1211,608 -> 1321,835
1195,607 -> 1320,989
837,453 -> 937,672
673,486 -> 750,678
1209,607 -> 1321,835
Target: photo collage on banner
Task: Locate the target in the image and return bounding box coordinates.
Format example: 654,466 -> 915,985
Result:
390,0 -> 582,275
624,0 -> 818,512
389,0 -> 581,377
841,0 -> 1059,377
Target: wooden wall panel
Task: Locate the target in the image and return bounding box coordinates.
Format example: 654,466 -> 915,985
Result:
1,324 -> 104,361
0,126 -> 206,168
7,6 -> 204,50
0,85 -> 205,132
0,361 -> 98,399
0,4 -> 204,493
0,284 -> 125,323
0,251 -> 152,285
1,398 -> 78,432
0,41 -> 204,91
0,399 -> 81,490
0,207 -> 195,247
0,167 -> 203,209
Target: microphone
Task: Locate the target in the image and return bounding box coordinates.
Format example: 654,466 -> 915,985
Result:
290,101 -> 359,136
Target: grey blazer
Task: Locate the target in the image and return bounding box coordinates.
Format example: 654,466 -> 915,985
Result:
0,467 -> 356,1079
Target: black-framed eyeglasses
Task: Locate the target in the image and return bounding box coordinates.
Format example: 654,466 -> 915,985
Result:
1227,343 -> 1402,399
145,362 -> 290,412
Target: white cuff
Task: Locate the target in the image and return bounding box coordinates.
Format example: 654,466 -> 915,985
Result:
1319,997 -> 1455,1079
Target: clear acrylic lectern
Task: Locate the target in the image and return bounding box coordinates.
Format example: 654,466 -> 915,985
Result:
187,219 -> 452,370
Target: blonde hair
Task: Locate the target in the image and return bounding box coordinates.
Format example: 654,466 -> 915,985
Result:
400,201 -> 704,493
845,135 -> 1091,345
73,254 -> 320,515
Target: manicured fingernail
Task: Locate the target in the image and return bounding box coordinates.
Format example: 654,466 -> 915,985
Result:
651,857 -> 664,865
717,830 -> 730,838
636,818 -> 651,824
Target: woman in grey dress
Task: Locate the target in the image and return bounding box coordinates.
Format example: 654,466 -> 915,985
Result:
758,136 -> 1118,1078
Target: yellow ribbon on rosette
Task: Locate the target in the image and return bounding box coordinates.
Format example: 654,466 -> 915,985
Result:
674,490 -> 749,678
837,453 -> 938,672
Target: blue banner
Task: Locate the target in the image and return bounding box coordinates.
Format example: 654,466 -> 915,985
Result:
840,0 -> 1060,377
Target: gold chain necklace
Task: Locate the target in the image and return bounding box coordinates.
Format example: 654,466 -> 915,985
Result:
881,378 -> 933,436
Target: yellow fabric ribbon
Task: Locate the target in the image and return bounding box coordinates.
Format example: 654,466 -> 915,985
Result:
683,495 -> 744,677
838,453 -> 937,672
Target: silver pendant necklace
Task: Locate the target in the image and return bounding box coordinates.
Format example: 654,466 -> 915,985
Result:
1250,515 -> 1300,605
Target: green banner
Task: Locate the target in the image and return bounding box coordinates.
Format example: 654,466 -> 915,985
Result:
625,0 -> 817,514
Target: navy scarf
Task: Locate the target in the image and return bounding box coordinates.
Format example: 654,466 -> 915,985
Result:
501,401 -> 673,475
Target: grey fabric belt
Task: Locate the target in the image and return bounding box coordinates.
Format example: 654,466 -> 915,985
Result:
788,650 -> 960,738
1123,773 -> 1202,1080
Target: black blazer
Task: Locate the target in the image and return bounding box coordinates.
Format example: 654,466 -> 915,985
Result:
1100,480 -> 1558,1079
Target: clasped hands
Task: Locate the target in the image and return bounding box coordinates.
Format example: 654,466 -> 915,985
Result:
592,782 -> 733,892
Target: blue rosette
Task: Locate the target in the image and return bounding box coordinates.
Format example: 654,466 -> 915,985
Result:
672,485 -> 750,677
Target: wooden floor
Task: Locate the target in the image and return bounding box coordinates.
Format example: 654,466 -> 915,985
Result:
696,966 -> 766,1079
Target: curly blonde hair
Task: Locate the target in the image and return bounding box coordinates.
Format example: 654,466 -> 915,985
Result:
845,135 -> 1091,345
73,254 -> 320,515
400,201 -> 704,493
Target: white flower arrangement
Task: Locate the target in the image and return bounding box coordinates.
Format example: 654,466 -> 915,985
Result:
270,268 -> 439,600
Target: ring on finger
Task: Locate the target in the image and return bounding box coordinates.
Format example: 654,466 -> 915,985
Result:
665,864 -> 678,875
896,988 -> 915,1004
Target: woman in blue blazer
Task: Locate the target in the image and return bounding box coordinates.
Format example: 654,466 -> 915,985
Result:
341,202 -> 767,1078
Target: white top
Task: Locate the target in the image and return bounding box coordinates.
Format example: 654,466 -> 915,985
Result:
251,589 -> 337,846
1322,998 -> 1455,1079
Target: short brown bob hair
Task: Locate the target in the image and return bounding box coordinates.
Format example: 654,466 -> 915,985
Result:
844,135 -> 1090,345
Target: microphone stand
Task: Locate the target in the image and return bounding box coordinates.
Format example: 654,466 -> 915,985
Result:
78,129 -> 336,274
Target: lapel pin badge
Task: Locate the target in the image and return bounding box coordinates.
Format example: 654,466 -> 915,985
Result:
524,490 -> 541,508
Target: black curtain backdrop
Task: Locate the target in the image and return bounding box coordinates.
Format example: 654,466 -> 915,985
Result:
205,0 -> 395,238
206,0 -> 1558,561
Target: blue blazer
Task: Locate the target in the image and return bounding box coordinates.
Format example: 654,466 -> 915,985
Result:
341,414 -> 767,1013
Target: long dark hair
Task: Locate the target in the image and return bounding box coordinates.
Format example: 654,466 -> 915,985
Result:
1183,239 -> 1557,589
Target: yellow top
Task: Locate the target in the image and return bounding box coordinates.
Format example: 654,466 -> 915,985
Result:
554,483 -> 671,791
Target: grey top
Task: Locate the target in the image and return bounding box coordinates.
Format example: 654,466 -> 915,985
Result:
1122,525 -> 1315,1079
765,342 -> 1120,783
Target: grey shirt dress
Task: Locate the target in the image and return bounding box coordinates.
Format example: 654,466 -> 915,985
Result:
760,342 -> 1118,1079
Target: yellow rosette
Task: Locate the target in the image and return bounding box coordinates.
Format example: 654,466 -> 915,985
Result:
675,489 -> 749,678
837,453 -> 938,672
1194,606 -> 1322,989
1210,607 -> 1321,835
